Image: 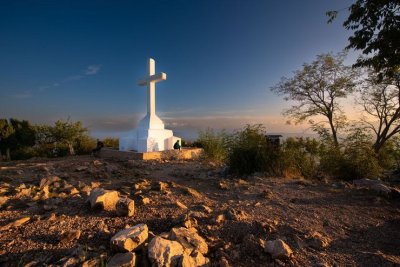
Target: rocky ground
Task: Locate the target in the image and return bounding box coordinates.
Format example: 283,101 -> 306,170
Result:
0,155 -> 399,267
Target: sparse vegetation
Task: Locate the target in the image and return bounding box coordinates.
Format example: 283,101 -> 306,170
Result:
197,128 -> 229,164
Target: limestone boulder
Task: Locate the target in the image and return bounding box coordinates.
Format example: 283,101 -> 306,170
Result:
87,188 -> 119,211
148,236 -> 184,267
111,224 -> 148,252
264,239 -> 293,259
116,197 -> 135,217
180,250 -> 210,267
108,252 -> 136,267
168,227 -> 208,254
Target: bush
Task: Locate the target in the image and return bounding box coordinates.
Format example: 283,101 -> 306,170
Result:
197,128 -> 229,164
228,125 -> 281,175
103,137 -> 119,149
320,128 -> 382,180
377,136 -> 400,170
75,136 -> 96,155
280,137 -> 319,179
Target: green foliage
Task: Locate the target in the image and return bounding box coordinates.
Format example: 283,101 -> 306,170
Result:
320,128 -> 382,180
9,119 -> 36,148
228,125 -> 279,175
75,136 -> 96,155
280,137 -> 319,179
328,1 -> 399,81
0,119 -> 15,160
36,119 -> 89,155
339,0 -> 400,80
377,136 -> 400,170
103,137 -> 119,148
197,128 -> 229,164
271,53 -> 357,145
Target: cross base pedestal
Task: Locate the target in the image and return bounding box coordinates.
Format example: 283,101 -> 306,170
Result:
119,116 -> 181,152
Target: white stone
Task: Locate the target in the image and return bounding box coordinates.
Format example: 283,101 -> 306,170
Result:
120,58 -> 181,152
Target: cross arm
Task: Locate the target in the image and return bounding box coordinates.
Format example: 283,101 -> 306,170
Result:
138,72 -> 167,86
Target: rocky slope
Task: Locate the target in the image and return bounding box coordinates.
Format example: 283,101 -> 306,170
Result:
0,156 -> 399,266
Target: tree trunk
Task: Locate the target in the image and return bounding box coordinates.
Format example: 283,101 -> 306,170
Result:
6,148 -> 11,161
328,115 -> 339,146
68,143 -> 75,155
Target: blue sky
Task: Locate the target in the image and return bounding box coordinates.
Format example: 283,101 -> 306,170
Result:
0,0 -> 356,139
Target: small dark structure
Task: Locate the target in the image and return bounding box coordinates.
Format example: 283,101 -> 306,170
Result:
266,135 -> 283,146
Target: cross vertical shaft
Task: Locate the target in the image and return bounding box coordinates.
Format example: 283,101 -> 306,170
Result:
148,58 -> 155,116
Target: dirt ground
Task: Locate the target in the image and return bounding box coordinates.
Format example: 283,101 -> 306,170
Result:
0,155 -> 399,267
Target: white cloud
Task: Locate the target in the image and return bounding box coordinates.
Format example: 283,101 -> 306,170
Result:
38,64 -> 102,92
85,65 -> 101,75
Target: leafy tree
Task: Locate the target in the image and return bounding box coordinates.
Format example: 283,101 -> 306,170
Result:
359,69 -> 400,152
36,119 -> 88,155
0,119 -> 15,160
327,0 -> 400,80
9,119 -> 36,148
271,53 -> 358,145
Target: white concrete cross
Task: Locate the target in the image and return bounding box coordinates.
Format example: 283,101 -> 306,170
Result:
138,58 -> 167,116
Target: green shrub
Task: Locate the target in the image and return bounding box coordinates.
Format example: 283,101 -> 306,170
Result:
320,128 -> 382,180
228,124 -> 280,175
75,136 -> 96,155
197,128 -> 229,164
377,136 -> 400,170
103,137 -> 119,148
280,137 -> 319,179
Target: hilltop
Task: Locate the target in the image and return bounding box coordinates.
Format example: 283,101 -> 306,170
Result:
0,156 -> 399,266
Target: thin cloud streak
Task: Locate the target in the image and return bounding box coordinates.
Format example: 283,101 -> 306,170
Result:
38,64 -> 102,92
10,90 -> 32,99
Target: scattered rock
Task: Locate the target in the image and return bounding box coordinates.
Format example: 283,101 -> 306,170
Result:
175,200 -> 188,209
0,196 -> 9,207
40,176 -> 61,189
0,217 -> 30,231
148,236 -> 184,267
76,166 -> 89,172
264,239 -> 293,259
218,181 -> 229,190
191,205 -> 212,214
60,230 -> 81,244
168,227 -> 208,254
183,187 -> 202,198
152,181 -> 168,192
218,257 -> 231,267
108,252 -> 136,267
141,197 -> 151,205
116,197 -> 135,217
134,180 -> 150,190
93,160 -> 103,166
225,208 -> 248,221
180,250 -> 210,267
81,258 -> 100,267
111,224 -> 148,252
87,188 -> 119,211
215,214 -> 225,224
307,231 -> 331,249
174,214 -> 198,229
